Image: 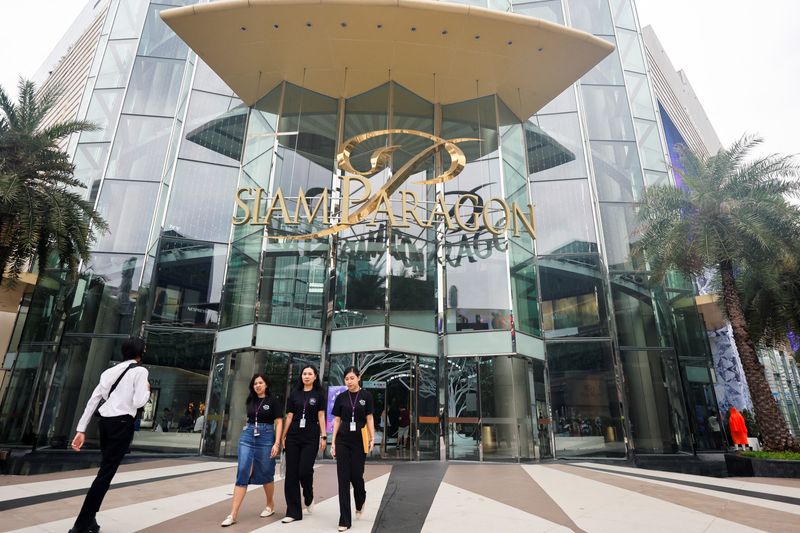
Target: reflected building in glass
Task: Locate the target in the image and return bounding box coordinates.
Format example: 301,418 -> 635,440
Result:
0,0 -> 724,462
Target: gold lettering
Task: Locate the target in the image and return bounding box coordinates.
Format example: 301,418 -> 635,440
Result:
263,188 -> 291,225
512,203 -> 536,238
399,190 -> 429,228
426,192 -> 454,229
483,197 -> 509,236
368,190 -> 398,226
453,194 -> 480,232
232,187 -> 253,225
340,175 -> 372,223
291,188 -> 329,225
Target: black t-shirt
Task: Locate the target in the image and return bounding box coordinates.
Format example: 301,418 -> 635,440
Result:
285,388 -> 325,438
332,389 -> 374,442
246,395 -> 282,424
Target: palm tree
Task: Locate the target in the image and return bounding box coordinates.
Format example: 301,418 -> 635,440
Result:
636,135 -> 800,451
0,79 -> 107,284
738,256 -> 800,347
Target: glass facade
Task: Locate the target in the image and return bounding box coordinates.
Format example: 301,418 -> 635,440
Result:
0,0 -> 723,462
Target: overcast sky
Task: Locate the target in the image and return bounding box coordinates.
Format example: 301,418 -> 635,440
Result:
1,0 -> 797,159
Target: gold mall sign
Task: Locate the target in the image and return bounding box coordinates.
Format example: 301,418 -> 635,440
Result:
232,129 -> 535,240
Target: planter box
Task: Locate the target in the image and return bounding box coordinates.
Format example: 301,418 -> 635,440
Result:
725,453 -> 800,478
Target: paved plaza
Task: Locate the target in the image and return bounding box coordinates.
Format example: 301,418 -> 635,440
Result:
1,459 -> 799,532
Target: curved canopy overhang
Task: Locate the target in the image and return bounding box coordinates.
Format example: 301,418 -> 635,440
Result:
161,0 -> 614,121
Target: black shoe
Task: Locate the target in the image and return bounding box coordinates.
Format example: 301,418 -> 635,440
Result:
69,519 -> 99,533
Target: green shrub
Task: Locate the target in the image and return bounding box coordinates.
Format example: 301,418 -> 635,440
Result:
741,450 -> 800,461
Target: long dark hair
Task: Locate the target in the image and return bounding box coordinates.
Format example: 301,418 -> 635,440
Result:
247,373 -> 270,407
294,365 -> 322,391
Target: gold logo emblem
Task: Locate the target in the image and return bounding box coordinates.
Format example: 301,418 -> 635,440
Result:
233,129 -> 535,240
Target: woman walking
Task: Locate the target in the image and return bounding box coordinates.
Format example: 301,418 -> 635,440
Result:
279,365 -> 327,524
221,374 -> 283,527
331,366 -> 375,531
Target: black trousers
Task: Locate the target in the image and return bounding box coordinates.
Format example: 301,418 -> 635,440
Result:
283,437 -> 319,519
73,415 -> 135,531
336,441 -> 366,528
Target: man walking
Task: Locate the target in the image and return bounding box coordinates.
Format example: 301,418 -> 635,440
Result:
69,337 -> 150,533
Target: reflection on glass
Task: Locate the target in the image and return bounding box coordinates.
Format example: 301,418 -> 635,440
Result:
547,341 -> 625,457
599,202 -> 643,271
123,56 -> 186,117
259,242 -> 327,329
447,358 -> 480,460
582,85 -> 635,141
96,39 -> 137,88
567,0 -> 614,35
219,233 -> 261,328
531,359 -> 552,458
636,118 -> 667,171
531,180 -> 597,254
539,254 -> 608,338
479,357 -> 518,461
611,273 -> 671,348
138,4 -> 189,59
94,180 -> 159,253
65,254 -> 144,335
106,115 -> 173,180
150,238 -> 227,328
530,113 -> 587,180
180,91 -> 244,166
616,27 -> 646,73
592,141 -> 644,202
72,143 -> 110,190
334,227 -> 387,328
581,37 -> 623,85
625,71 -> 656,120
389,227 -> 436,331
164,160 -> 240,242
80,89 -> 124,143
620,349 -> 691,453
110,0 -> 149,39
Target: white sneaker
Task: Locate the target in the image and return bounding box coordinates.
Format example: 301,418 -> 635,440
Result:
260,507 -> 275,517
281,517 -> 296,523
220,515 -> 236,527
355,502 -> 364,519
304,500 -> 315,514
337,527 -> 349,532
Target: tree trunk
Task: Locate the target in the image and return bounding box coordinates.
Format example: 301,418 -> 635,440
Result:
719,261 -> 797,451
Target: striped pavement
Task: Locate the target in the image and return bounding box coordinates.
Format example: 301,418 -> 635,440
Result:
1,459 -> 798,532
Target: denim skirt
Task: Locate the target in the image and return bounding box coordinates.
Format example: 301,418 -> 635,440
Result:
235,423 -> 276,486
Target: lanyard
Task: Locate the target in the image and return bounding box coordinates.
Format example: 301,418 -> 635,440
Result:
301,391 -> 309,419
254,399 -> 265,429
348,390 -> 360,421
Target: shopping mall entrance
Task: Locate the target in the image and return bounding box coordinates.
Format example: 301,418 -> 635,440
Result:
446,356 -> 550,462
328,352 -> 440,461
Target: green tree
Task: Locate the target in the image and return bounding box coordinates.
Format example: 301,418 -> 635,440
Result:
635,135 -> 800,451
0,79 -> 107,284
738,256 -> 800,347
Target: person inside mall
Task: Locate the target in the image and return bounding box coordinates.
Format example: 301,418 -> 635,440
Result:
331,367 -> 375,531
279,364 -> 327,523
69,337 -> 151,533
221,373 -> 283,527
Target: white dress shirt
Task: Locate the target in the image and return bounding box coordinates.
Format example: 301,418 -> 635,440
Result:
76,360 -> 150,432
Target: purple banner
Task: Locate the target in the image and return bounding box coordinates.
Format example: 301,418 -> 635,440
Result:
326,386 -> 347,434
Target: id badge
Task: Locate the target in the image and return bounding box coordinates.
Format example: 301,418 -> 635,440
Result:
349,421 -> 356,432
299,417 -> 306,429
254,425 -> 260,437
